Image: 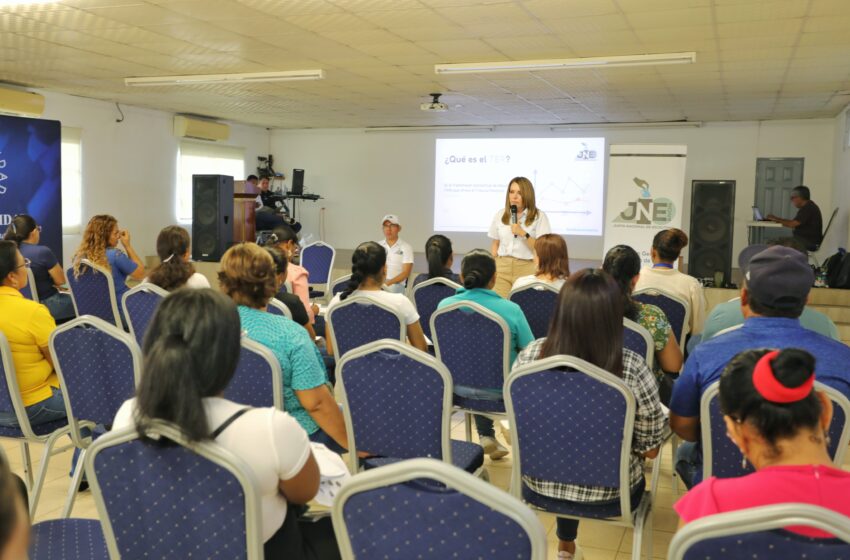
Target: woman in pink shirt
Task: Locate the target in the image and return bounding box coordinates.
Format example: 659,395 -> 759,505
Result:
264,226 -> 317,325
675,348 -> 850,537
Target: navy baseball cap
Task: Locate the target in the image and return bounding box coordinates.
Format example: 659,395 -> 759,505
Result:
738,244 -> 813,309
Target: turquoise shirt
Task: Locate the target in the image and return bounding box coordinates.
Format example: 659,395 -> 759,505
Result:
237,306 -> 327,434
701,300 -> 839,342
437,287 -> 535,365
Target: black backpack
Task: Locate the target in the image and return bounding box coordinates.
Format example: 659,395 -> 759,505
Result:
826,250 -> 850,289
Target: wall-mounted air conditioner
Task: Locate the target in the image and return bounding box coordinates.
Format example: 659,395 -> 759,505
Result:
0,86 -> 45,117
173,115 -> 230,142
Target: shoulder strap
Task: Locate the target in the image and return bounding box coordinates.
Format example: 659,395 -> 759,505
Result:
211,407 -> 251,439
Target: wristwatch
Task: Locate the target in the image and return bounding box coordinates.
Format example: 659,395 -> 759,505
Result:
524,232 -> 531,239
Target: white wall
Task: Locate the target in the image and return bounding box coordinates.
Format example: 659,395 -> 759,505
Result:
831,106 -> 850,252
36,90 -> 270,265
271,119 -> 836,266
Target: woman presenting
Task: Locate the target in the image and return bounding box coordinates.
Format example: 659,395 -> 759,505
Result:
488,177 -> 551,297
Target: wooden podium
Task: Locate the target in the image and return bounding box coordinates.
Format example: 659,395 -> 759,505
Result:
233,180 -> 258,243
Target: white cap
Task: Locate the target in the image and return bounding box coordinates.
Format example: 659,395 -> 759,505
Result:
381,214 -> 400,225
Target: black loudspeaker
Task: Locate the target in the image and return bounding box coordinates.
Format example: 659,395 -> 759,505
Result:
191,174 -> 233,262
291,169 -> 304,195
689,180 -> 735,285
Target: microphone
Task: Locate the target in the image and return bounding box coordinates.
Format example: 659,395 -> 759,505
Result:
510,205 -> 518,238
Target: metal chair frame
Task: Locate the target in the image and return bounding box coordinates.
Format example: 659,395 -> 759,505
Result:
66,259 -> 123,328
267,297 -> 293,319
633,288 -> 691,350
326,295 -> 406,362
121,282 -> 169,346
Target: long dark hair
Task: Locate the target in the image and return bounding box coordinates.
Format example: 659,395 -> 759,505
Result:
425,234 -> 453,279
540,268 -> 624,376
652,228 -> 688,262
264,246 -> 289,278
341,241 -> 386,301
460,250 -> 496,290
0,241 -> 19,284
720,348 -> 823,457
135,289 -> 242,442
147,226 -> 196,291
2,214 -> 37,245
602,244 -> 641,321
263,225 -> 300,257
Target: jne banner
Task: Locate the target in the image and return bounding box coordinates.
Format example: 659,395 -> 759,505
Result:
603,144 -> 687,267
0,115 -> 63,262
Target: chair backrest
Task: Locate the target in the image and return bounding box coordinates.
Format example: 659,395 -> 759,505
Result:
509,282 -> 559,339
668,504 -> 850,560
431,301 -> 510,391
266,297 -> 293,319
49,316 -> 141,447
701,381 -> 850,481
623,318 -> 654,370
326,295 -> 405,361
333,458 -> 548,560
0,332 -> 44,439
66,259 -> 122,328
87,421 -> 263,560
224,338 -> 283,410
21,268 -> 37,301
337,340 -> 453,472
506,355 -> 637,521
411,277 -> 461,340
121,283 -> 169,347
331,274 -> 352,296
633,288 -> 690,348
301,241 -> 335,290
817,207 -> 839,250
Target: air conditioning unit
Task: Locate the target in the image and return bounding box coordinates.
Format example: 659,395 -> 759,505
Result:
173,115 -> 230,142
0,86 -> 45,117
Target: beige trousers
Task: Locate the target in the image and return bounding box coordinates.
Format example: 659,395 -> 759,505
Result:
494,256 -> 536,298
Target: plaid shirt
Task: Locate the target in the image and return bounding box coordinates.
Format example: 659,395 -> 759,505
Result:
514,339 -> 666,503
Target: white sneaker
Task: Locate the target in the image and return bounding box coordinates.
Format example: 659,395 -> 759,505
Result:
557,545 -> 583,560
480,436 -> 509,460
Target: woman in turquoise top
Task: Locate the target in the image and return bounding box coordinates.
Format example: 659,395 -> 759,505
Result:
438,249 -> 534,460
218,242 -> 350,454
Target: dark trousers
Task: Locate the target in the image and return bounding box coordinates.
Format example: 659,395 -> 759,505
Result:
264,505 -> 341,560
554,481 -> 645,542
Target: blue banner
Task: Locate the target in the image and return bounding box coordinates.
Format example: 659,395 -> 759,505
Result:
0,115 -> 62,262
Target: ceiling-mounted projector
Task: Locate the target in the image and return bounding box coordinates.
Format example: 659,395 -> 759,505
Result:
421,92 -> 448,112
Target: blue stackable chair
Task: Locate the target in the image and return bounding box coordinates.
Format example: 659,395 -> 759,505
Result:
29,518 -> 109,560
326,295 -> 405,361
508,282 -> 559,340
337,339 -> 484,475
412,277 -> 460,341
20,268 -> 37,301
623,318 -> 654,369
301,241 -> 335,299
224,338 -> 283,410
668,504 -> 850,560
633,288 -> 690,349
87,421 -> 263,560
66,260 -> 123,329
506,355 -> 661,560
431,301 -> 511,442
49,315 -> 142,517
331,274 -> 352,297
121,283 -> 168,347
266,297 -> 293,319
332,458 -> 548,560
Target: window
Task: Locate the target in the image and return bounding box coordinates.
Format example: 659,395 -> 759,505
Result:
176,141 -> 245,223
61,127 -> 82,234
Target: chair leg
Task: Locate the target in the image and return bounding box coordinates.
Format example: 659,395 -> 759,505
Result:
464,413 -> 472,442
670,435 -> 680,495
632,509 -> 646,560
61,448 -> 86,518
28,431 -> 65,518
19,441 -> 34,490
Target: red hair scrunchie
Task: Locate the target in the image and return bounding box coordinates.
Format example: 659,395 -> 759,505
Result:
752,350 -> 815,404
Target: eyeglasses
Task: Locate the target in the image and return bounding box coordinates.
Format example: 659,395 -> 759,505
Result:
15,258 -> 31,270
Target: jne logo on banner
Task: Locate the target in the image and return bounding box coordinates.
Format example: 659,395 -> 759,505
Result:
612,177 -> 676,226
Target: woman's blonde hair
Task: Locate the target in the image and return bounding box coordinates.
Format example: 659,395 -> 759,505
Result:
218,243 -> 277,309
500,177 -> 538,226
73,214 -> 117,277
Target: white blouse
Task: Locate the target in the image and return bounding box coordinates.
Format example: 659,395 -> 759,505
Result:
488,208 -> 551,260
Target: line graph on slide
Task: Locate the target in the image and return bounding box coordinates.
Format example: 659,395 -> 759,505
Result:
535,174 -> 595,216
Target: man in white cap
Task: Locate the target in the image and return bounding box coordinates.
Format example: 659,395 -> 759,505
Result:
379,214 -> 414,294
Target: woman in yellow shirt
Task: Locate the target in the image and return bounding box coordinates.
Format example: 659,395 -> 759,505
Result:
0,240 -> 67,427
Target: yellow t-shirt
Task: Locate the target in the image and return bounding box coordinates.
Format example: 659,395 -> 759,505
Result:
0,286 -> 59,406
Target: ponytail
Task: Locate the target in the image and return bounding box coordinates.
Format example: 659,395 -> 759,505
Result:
425,234 -> 453,279
2,215 -> 37,246
602,244 -> 642,321
341,241 -> 386,300
460,249 -> 496,290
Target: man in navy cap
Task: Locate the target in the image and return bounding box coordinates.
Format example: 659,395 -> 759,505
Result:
669,244 -> 850,488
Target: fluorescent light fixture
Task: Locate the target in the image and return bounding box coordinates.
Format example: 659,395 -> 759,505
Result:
364,125 -> 494,133
0,0 -> 55,5
125,70 -> 324,87
435,52 -> 696,75
550,121 -> 702,130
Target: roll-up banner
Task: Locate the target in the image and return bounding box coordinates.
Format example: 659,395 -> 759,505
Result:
0,115 -> 63,261
603,144 -> 687,267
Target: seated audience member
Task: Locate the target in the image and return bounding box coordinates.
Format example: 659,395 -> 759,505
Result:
511,233 -> 570,292
412,234 -> 460,287
378,214 -> 414,294
72,214 -> 145,305
438,250 -> 534,460
634,228 -> 706,336
670,245 -> 850,488
145,226 -> 210,291
112,289 -> 340,559
766,185 -> 823,251
263,226 -> 318,326
3,214 -> 75,322
514,268 -> 666,560
254,176 -> 289,231
603,244 -> 683,403
325,241 -> 427,356
699,238 -> 839,343
0,454 -> 30,560
676,348 -> 850,536
218,243 -> 350,454
264,247 -> 313,331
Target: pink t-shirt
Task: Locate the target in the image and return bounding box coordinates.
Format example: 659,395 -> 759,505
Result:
675,464 -> 850,538
286,263 -> 314,324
